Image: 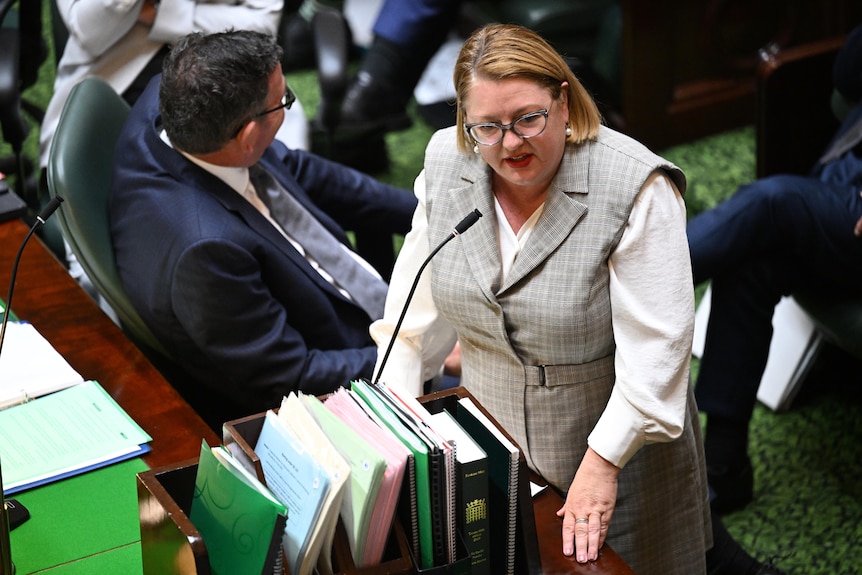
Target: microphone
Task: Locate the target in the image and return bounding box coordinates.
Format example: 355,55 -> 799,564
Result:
0,194 -> 63,575
372,208 -> 482,386
0,196 -> 63,356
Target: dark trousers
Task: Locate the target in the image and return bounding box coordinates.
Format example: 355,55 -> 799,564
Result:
688,173 -> 862,422
372,0 -> 461,46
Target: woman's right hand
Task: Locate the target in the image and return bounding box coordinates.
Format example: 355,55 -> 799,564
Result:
556,447 -> 619,563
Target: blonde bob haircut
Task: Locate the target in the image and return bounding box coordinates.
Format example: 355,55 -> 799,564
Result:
453,23 -> 602,154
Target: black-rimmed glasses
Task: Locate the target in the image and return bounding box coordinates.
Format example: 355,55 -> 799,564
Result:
465,109 -> 549,146
253,87 -> 296,118
232,87 -> 296,138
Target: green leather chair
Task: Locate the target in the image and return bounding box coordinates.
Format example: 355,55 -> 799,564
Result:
46,76 -> 173,362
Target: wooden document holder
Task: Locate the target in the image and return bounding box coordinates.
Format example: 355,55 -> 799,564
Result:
221,411 -> 416,575
137,459 -> 211,575
137,386 -> 636,574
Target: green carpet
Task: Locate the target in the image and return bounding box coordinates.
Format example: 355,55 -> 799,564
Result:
3,20 -> 861,573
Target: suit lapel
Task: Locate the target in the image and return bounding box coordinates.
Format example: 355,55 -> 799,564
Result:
501,188 -> 587,292
198,162 -> 360,306
445,151 -> 590,297
447,170 -> 504,297
149,116 -> 361,307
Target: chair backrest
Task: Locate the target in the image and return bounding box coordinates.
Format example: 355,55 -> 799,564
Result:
755,35 -> 845,178
46,77 -> 171,359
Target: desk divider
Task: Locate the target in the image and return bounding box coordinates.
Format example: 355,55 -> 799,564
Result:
137,459 -> 211,575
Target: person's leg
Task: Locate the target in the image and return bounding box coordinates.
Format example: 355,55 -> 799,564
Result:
339,0 -> 462,133
281,0 -> 346,71
688,174 -> 862,284
707,511 -> 787,574
690,175 -> 862,512
696,259 -> 785,512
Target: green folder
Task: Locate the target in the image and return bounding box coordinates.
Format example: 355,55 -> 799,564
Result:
351,379 -> 433,570
190,441 -> 288,575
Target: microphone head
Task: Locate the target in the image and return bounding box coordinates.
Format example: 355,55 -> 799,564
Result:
453,209 -> 482,235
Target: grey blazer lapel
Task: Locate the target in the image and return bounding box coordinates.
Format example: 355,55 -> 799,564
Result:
447,173 -> 503,295
501,188 -> 587,292
501,153 -> 589,292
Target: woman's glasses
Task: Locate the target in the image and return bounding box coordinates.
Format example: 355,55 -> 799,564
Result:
465,109 -> 549,146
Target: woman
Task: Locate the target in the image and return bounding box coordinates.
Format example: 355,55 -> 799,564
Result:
370,23 -> 711,574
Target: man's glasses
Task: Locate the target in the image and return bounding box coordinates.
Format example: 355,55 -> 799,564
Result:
465,109 -> 549,146
253,87 -> 296,118
232,87 -> 296,138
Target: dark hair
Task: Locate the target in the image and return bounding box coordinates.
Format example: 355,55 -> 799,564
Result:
159,30 -> 283,154
453,23 -> 601,153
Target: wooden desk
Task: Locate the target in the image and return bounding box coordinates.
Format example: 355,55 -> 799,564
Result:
0,219 -> 219,466
1,218 -> 218,573
531,487 -> 635,575
1,218 -> 633,573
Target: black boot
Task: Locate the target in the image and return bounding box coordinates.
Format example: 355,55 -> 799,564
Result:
338,70 -> 412,134
705,414 -> 755,513
706,515 -> 789,575
280,14 -> 316,71
337,35 -> 422,135
708,458 -> 754,514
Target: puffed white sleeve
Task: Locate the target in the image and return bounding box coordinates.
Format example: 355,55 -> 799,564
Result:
588,170 -> 695,468
55,0 -> 141,57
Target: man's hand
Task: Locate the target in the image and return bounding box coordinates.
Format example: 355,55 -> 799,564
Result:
556,447 -> 620,563
443,341 -> 461,377
138,0 -> 157,27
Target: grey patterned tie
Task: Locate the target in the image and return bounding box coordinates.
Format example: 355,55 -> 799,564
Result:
249,165 -> 388,320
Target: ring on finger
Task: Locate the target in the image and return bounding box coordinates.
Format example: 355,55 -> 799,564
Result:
575,517 -> 589,524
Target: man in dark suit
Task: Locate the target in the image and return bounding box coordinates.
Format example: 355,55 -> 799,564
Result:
110,29 -> 416,430
688,24 -> 862,514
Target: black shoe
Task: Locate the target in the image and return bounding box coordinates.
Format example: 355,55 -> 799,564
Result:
280,15 -> 316,71
338,71 -> 412,135
708,458 -> 754,515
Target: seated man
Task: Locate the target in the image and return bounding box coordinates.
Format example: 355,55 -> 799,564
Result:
43,0 -> 310,299
110,29 -> 417,430
688,24 -> 862,514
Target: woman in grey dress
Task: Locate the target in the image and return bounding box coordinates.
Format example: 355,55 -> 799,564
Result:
372,22 -> 783,575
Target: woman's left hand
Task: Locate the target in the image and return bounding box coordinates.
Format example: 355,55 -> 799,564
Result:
556,447 -> 620,563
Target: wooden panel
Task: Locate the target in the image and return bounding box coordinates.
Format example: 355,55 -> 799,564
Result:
755,36 -> 845,178
618,0 -> 862,149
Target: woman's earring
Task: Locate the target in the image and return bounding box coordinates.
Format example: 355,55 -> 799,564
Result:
565,125 -> 572,137
473,144 -> 480,154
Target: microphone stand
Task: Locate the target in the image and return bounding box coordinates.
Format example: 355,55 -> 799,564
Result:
0,493 -> 11,575
0,196 -> 65,575
373,209 -> 482,386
